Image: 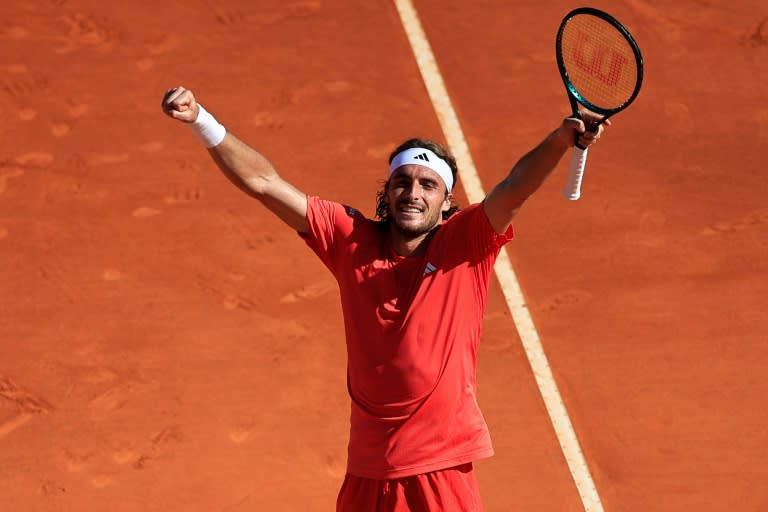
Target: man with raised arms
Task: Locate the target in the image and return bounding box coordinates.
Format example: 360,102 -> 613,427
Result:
162,86 -> 606,511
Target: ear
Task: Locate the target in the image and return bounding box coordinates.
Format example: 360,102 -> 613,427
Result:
441,192 -> 453,212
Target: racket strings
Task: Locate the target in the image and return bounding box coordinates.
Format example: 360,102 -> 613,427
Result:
560,15 -> 638,110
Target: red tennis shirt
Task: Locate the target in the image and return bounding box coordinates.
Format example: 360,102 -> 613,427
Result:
301,196 -> 514,479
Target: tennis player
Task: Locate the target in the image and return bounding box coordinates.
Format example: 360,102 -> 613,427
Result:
162,86 -> 606,511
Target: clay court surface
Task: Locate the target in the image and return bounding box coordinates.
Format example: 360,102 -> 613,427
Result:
1,1 -> 767,510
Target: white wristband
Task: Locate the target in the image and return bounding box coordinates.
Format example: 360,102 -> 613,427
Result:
190,104 -> 226,148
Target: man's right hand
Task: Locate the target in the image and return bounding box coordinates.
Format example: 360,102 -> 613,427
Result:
161,86 -> 199,123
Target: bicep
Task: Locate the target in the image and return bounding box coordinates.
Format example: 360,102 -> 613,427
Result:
482,129 -> 571,233
208,134 -> 309,233
482,179 -> 522,234
254,176 -> 309,233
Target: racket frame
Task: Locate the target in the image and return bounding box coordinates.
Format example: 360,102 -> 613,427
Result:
556,8 -> 643,201
556,7 -> 644,124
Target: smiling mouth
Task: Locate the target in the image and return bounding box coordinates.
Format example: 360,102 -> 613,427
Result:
397,203 -> 423,215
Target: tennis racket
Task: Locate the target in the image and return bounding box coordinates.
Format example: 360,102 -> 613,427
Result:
556,7 -> 643,200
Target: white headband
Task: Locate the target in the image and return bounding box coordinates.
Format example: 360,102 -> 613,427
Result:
388,147 -> 454,192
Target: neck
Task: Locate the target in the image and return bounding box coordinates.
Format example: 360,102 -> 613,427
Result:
388,225 -> 438,257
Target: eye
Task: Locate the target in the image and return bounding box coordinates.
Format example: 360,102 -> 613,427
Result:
391,179 -> 408,188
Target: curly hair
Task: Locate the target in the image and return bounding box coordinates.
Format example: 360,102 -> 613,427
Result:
375,138 -> 460,222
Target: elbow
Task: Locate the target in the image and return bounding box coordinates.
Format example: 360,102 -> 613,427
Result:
243,175 -> 272,198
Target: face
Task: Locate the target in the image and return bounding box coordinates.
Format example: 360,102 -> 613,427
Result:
386,165 -> 452,238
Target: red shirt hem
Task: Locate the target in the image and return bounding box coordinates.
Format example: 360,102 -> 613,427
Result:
347,447 -> 495,480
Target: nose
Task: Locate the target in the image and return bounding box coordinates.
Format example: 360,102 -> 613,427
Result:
403,182 -> 421,201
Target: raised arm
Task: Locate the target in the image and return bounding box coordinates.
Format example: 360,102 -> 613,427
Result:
161,86 -> 309,233
483,113 -> 609,233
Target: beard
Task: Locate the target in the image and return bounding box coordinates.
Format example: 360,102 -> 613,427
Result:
389,204 -> 443,238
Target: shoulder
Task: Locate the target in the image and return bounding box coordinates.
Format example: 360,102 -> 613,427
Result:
307,196 -> 361,220
440,203 -> 485,229
306,196 -> 380,236
431,203 -> 513,257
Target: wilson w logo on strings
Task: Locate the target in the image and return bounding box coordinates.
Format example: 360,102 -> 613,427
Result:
571,31 -> 628,86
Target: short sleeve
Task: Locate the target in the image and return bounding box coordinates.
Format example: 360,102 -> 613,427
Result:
437,203 -> 514,262
299,195 -> 362,276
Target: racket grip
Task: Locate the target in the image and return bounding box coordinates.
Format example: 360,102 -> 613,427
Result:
562,146 -> 589,201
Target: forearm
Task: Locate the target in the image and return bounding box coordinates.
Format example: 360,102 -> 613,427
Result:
484,128 -> 570,222
181,103 -> 278,198
499,129 -> 570,203
207,132 -> 281,199
206,132 -> 308,232
162,86 -> 309,231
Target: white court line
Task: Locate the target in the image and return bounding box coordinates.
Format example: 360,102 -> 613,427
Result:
392,1 -> 605,511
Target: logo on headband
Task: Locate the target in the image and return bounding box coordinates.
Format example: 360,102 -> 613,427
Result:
389,147 -> 454,192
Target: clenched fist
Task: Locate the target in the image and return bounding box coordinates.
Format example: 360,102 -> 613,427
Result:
161,86 -> 199,123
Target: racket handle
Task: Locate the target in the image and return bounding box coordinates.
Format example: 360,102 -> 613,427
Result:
562,146 -> 589,201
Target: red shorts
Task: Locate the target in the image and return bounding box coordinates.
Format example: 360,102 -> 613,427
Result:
336,463 -> 483,512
